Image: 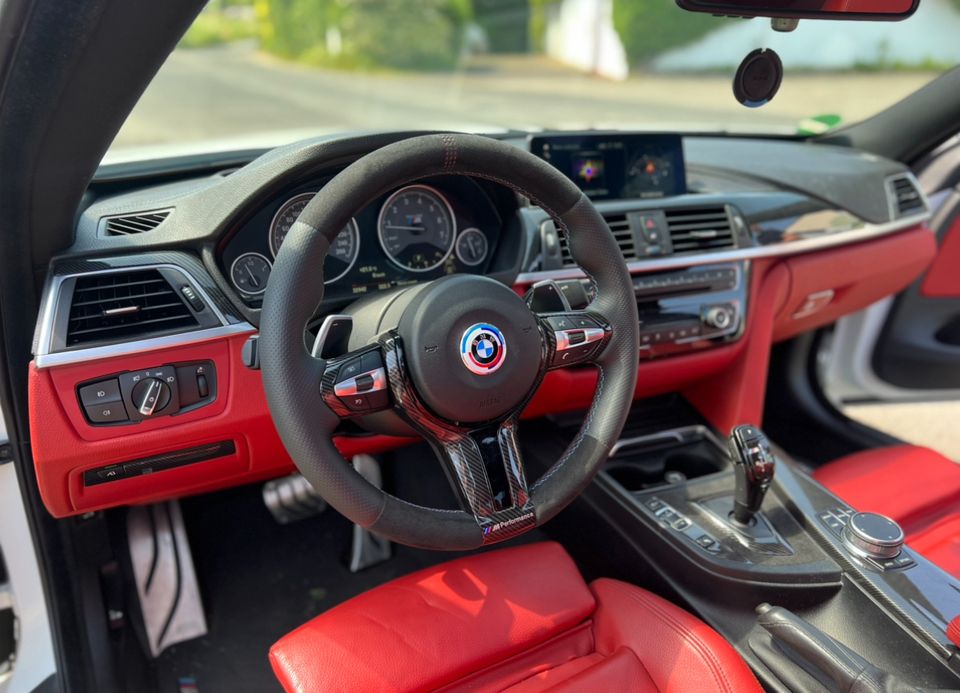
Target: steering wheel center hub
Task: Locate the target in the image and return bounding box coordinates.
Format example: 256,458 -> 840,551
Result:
397,274 -> 542,424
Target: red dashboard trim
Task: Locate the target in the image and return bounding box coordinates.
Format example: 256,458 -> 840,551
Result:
29,227 -> 935,517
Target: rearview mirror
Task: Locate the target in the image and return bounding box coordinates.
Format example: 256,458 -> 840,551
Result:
675,0 -> 919,21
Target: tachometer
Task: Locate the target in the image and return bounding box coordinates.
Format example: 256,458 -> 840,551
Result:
377,185 -> 456,272
269,192 -> 361,284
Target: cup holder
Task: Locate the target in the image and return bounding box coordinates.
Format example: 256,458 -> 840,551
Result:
603,429 -> 729,492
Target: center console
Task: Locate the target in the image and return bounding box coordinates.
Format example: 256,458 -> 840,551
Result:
527,403 -> 960,691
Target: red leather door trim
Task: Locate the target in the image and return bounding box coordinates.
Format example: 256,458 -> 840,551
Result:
922,215 -> 960,297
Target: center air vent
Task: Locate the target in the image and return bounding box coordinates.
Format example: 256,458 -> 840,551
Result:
664,207 -> 734,253
558,213 -> 636,267
102,209 -> 172,236
65,269 -> 200,347
887,175 -> 925,218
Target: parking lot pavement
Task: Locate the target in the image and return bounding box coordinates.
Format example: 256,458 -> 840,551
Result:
843,401 -> 960,461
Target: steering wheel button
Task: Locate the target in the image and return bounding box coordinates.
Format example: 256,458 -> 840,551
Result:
354,374 -> 375,393
341,393 -> 372,412
361,351 -> 384,373
336,358 -> 364,383
568,330 -> 587,346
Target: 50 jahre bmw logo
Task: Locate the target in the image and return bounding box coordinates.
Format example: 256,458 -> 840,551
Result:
460,323 -> 507,375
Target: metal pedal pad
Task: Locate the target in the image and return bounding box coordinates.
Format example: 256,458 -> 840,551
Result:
127,500 -> 207,657
350,454 -> 392,572
262,473 -> 328,524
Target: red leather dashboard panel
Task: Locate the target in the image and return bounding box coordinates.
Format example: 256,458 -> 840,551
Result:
922,216 -> 960,298
30,228 -> 933,517
30,331 -> 413,517
772,225 -> 935,342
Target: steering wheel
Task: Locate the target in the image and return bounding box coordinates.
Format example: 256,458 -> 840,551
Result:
259,134 -> 639,550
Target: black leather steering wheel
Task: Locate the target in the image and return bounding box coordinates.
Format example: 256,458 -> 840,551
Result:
259,133 -> 639,550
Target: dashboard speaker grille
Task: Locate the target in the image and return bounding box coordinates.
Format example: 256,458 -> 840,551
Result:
665,207 -> 734,253
559,213 -> 635,266
102,210 -> 171,236
66,269 -> 199,347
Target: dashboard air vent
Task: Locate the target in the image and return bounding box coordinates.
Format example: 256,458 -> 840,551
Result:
559,213 -> 635,266
888,175 -> 925,218
66,269 -> 199,347
102,209 -> 171,236
665,207 -> 734,253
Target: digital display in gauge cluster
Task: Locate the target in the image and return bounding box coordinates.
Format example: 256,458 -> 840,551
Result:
223,178 -> 500,303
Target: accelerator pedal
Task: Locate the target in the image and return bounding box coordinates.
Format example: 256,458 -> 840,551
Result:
127,501 -> 207,657
349,454 -> 392,572
262,473 -> 328,524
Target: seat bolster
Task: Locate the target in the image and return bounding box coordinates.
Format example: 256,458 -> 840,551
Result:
814,445 -> 960,531
269,542 -> 596,693
589,578 -> 762,693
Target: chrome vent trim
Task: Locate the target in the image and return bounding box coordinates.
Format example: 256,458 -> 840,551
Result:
665,207 -> 734,253
101,209 -> 172,236
65,269 -> 198,347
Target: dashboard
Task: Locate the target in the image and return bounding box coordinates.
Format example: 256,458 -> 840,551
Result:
27,130 -> 937,518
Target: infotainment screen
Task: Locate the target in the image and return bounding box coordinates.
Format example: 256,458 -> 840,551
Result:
529,134 -> 686,201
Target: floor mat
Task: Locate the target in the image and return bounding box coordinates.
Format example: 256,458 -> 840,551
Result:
154,445 -> 545,692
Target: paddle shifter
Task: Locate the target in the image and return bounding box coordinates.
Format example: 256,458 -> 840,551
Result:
728,425 -> 776,526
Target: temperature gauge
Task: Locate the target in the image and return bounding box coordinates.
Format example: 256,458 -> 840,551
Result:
455,228 -> 489,267
230,252 -> 271,295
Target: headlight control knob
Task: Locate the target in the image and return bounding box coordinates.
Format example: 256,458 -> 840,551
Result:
131,378 -> 171,417
842,512 -> 904,560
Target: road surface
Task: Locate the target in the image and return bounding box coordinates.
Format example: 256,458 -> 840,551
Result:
113,42 -> 937,150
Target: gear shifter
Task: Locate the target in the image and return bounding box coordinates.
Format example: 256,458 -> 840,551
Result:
728,425 -> 776,526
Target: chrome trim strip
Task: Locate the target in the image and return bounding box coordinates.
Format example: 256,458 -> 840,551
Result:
515,214 -> 930,284
554,327 -> 605,351
334,367 -> 388,397
34,263 -> 235,368
34,323 -> 255,369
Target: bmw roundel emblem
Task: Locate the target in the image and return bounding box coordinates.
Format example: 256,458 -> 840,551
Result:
460,323 -> 507,376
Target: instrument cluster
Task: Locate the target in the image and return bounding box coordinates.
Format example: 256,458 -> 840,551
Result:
220,175 -> 504,305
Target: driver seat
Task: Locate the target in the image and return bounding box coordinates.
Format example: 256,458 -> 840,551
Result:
269,542 -> 761,692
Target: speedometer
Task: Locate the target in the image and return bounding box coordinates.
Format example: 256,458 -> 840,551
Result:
269,191 -> 361,284
377,185 -> 456,272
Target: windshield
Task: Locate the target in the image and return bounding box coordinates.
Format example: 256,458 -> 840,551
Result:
109,0 -> 959,160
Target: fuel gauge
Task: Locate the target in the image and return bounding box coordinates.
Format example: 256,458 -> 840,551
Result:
455,228 -> 489,267
230,252 -> 272,295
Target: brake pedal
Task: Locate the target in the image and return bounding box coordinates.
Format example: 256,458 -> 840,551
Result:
350,454 -> 392,572
262,473 -> 328,524
127,500 -> 207,657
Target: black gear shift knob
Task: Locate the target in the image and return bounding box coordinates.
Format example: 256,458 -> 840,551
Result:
728,425 -> 775,525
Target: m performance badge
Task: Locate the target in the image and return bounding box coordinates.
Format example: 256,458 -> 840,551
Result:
459,323 -> 507,376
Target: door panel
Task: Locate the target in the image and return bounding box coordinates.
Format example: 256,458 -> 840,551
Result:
873,191 -> 960,390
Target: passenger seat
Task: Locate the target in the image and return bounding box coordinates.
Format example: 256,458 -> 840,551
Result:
814,445 -> 960,578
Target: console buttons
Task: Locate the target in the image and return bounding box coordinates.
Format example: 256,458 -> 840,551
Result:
79,379 -> 122,407
97,465 -> 124,481
85,402 -> 129,424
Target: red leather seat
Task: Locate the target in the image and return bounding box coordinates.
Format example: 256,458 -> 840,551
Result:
815,445 -> 960,577
269,542 -> 760,692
